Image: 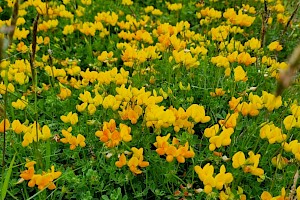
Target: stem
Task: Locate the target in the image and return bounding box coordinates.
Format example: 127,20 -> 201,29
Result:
30,14 -> 42,168
1,0 -> 19,171
260,0 -> 269,48
2,80 -> 8,170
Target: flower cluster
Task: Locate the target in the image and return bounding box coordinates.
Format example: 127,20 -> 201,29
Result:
60,112 -> 78,125
60,127 -> 86,150
22,122 -> 51,147
204,124 -> 234,151
76,90 -> 103,115
194,164 -> 233,194
232,151 -> 264,177
95,119 -> 132,148
260,123 -> 287,144
20,160 -> 61,190
115,147 -> 149,174
282,140 -> 300,161
223,8 -> 255,27
154,133 -> 195,163
282,103 -> 300,130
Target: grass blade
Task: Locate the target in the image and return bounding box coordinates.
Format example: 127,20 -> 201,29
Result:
1,153 -> 16,200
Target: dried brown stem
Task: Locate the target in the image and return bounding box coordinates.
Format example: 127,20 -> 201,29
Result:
289,170 -> 299,200
8,0 -> 19,46
260,0 -> 269,48
29,14 -> 40,84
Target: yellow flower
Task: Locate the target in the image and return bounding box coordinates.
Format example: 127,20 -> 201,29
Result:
154,133 -> 171,155
60,112 -> 78,125
152,9 -> 163,16
229,97 -> 242,111
214,165 -> 233,190
57,86 -> 72,100
122,0 -> 133,6
12,120 -> 26,134
268,41 -> 283,51
0,82 -> 15,94
96,119 -> 132,148
186,104 -> 210,123
144,6 -> 154,13
244,37 -> 261,50
179,82 -> 191,91
232,151 -> 246,168
12,96 -> 28,110
234,66 -> 247,82
271,154 -> 288,169
297,186 -> 300,200
261,91 -> 282,111
283,115 -> 297,130
166,2 -> 182,11
194,163 -> 215,194
62,25 -> 74,35
76,102 -> 88,112
260,123 -> 286,144
87,104 -> 97,115
210,88 -> 225,97
13,28 -> 29,40
237,52 -> 256,66
219,112 -> 239,128
204,124 -> 219,138
20,160 -> 36,181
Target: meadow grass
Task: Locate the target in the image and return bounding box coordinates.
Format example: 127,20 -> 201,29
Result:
1,0 -> 300,199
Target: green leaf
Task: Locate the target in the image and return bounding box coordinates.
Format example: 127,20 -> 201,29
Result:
1,153 -> 16,200
101,195 -> 110,200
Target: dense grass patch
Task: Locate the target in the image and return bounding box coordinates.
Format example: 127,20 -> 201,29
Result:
1,0 -> 300,199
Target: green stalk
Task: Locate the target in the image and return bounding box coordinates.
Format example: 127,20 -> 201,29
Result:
1,153 -> 16,200
1,0 -> 18,172
29,14 -> 43,169
2,71 -> 8,171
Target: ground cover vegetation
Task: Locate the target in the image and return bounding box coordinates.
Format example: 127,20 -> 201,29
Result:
1,0 -> 300,199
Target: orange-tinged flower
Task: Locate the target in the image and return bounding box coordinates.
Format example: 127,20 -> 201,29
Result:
20,161 -> 36,180
127,157 -> 142,174
166,145 -> 177,162
76,134 -> 86,147
229,97 -> 242,111
116,153 -> 127,168
154,134 -> 171,155
57,87 -> 72,100
261,191 -> 272,200
0,119 -> 10,133
237,52 -> 256,66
